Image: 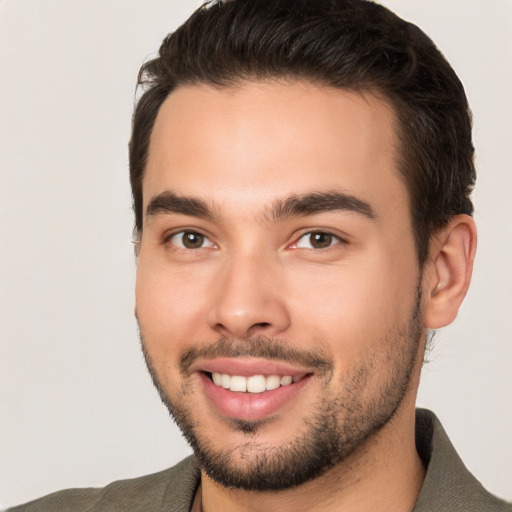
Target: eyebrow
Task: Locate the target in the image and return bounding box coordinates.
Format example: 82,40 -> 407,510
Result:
145,190 -> 375,224
146,191 -> 216,221
266,191 -> 375,222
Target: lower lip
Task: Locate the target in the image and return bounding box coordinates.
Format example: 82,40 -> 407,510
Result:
199,373 -> 312,421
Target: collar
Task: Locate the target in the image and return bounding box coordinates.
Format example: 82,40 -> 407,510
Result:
164,409 -> 510,511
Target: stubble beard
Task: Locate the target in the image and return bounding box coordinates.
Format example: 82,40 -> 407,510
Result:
138,287 -> 423,491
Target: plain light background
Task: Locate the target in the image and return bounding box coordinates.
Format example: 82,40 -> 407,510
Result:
0,0 -> 510,508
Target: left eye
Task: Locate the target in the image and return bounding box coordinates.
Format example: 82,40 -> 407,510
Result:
295,232 -> 341,249
168,231 -> 215,249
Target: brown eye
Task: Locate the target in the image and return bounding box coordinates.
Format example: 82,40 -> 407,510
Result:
295,231 -> 340,249
183,232 -> 205,248
169,231 -> 212,249
310,233 -> 333,248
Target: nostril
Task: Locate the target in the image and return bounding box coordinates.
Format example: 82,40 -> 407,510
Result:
248,322 -> 273,334
246,322 -> 273,337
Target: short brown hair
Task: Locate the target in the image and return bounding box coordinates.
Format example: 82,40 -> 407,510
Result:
129,0 -> 475,265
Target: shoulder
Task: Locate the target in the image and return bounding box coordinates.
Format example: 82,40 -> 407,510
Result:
7,456 -> 199,512
414,409 -> 511,512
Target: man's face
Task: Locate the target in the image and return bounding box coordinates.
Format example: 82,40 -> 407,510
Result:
135,81 -> 425,490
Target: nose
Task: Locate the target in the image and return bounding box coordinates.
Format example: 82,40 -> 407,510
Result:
207,253 -> 291,339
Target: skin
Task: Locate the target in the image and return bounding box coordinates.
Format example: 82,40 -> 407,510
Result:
135,81 -> 476,512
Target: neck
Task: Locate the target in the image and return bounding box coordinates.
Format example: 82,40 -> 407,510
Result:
196,400 -> 425,512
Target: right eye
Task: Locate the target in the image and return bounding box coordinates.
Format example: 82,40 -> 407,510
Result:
168,231 -> 215,249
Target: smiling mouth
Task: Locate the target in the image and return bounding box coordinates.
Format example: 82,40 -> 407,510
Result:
205,372 -> 308,393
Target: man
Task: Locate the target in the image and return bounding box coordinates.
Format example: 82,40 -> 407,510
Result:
9,0 -> 510,510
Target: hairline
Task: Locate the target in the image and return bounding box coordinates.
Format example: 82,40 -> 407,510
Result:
137,77 -> 423,257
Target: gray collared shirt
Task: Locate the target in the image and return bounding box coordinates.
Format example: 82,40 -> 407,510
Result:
8,409 -> 511,511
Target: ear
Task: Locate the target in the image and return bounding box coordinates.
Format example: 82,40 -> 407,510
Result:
423,215 -> 477,329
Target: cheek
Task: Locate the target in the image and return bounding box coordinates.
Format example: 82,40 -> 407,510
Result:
135,260 -> 214,348
286,250 -> 419,357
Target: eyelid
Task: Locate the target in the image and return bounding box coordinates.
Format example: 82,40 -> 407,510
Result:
288,229 -> 348,250
164,228 -> 217,249
160,227 -> 348,251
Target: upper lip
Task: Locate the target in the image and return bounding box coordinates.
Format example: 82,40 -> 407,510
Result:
190,357 -> 313,377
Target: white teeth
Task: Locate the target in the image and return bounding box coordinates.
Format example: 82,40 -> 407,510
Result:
280,375 -> 293,386
221,374 -> 230,389
247,375 -> 266,393
229,376 -> 247,392
265,375 -> 281,391
210,372 -> 302,393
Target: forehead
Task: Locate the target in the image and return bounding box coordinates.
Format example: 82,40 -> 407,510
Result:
143,81 -> 406,220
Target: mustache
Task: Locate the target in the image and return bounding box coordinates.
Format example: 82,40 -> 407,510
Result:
179,336 -> 333,376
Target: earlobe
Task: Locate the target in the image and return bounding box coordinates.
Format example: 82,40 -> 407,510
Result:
423,215 -> 477,329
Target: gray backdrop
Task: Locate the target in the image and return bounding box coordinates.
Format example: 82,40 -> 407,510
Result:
1,0 -> 511,507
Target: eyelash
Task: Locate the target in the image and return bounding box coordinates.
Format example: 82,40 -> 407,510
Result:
291,230 -> 346,251
164,230 -> 216,250
163,229 -> 347,252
